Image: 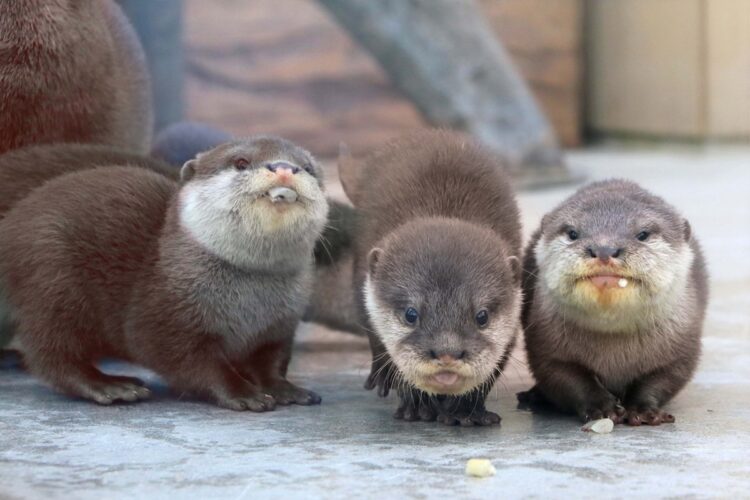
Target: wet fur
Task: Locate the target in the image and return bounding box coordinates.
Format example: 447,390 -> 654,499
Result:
521,179 -> 708,424
0,0 -> 152,154
0,137 -> 329,410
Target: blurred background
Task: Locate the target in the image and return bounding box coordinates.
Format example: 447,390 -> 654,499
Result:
118,0 -> 749,184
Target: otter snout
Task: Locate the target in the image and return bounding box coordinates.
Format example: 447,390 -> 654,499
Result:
586,245 -> 624,263
266,161 -> 301,175
429,349 -> 466,364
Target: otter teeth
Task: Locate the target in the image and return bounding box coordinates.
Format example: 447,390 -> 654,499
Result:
618,278 -> 629,288
267,186 -> 298,203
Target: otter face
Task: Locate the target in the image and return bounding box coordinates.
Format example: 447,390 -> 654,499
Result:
363,219 -> 521,396
178,136 -> 328,270
536,183 -> 694,333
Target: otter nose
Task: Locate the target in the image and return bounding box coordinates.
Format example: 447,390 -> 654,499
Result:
266,161 -> 300,175
587,246 -> 623,263
429,349 -> 466,364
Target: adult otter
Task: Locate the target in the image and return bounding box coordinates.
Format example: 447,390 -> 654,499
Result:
0,0 -> 152,154
518,179 -> 708,425
0,137 -> 328,410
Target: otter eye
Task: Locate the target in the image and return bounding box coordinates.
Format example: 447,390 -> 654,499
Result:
475,310 -> 489,328
567,229 -> 579,241
636,231 -> 650,242
303,163 -> 314,175
234,158 -> 249,170
404,307 -> 419,326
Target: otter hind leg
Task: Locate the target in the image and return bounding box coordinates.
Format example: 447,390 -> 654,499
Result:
237,324 -> 321,407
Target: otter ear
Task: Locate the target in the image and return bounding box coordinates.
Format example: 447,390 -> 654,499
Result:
338,142 -> 362,206
682,219 -> 692,242
539,213 -> 552,235
507,255 -> 522,283
367,247 -> 384,276
181,159 -> 197,182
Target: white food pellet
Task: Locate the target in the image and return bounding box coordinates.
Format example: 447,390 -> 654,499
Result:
465,458 -> 496,478
581,418 -> 614,434
618,278 -> 628,288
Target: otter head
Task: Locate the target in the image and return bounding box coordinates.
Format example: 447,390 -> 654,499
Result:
178,136 -> 328,271
363,218 -> 521,396
535,179 -> 694,333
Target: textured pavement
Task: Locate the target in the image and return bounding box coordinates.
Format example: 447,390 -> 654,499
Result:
1,146 -> 749,499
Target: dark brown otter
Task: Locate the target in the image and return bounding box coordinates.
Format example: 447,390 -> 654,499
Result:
0,137 -> 329,410
0,0 -> 152,154
339,130 -> 523,426
518,179 -> 708,426
0,143 -> 177,218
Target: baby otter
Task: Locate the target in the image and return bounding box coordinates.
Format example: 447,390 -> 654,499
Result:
519,179 -> 708,425
0,137 -> 328,410
340,130 -> 523,426
0,0 -> 152,154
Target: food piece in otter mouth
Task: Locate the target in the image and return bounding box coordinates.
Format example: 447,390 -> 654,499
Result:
589,275 -> 627,290
432,371 -> 459,386
465,459 -> 496,478
267,186 -> 298,203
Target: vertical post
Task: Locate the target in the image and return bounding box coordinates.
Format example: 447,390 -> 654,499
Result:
117,0 -> 184,134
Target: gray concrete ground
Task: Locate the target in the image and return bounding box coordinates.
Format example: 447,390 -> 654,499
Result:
1,146 -> 749,499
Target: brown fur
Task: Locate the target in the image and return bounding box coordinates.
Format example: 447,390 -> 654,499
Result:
0,0 -> 152,154
0,138 -> 328,410
339,130 -> 522,425
0,143 -> 177,218
519,179 -> 708,425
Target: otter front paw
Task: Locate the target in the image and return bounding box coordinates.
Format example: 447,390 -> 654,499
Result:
581,401 -> 626,424
624,407 -> 675,426
393,395 -> 437,422
364,357 -> 397,398
217,393 -> 276,412
266,381 -> 321,406
436,408 -> 501,427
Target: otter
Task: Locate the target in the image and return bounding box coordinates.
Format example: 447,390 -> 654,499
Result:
518,179 -> 708,425
0,0 -> 152,154
0,143 -> 178,218
339,130 -> 523,426
147,122 -> 366,333
0,144 -> 177,349
0,137 -> 328,410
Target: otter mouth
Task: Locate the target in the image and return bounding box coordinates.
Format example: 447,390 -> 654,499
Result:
576,270 -> 638,290
259,186 -> 299,204
417,369 -> 472,395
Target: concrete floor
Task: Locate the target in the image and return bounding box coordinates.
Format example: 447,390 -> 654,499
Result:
1,146 -> 749,499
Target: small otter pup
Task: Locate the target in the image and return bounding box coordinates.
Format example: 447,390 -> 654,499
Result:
519,179 -> 708,425
0,0 -> 152,154
0,137 -> 328,410
340,130 -> 523,426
